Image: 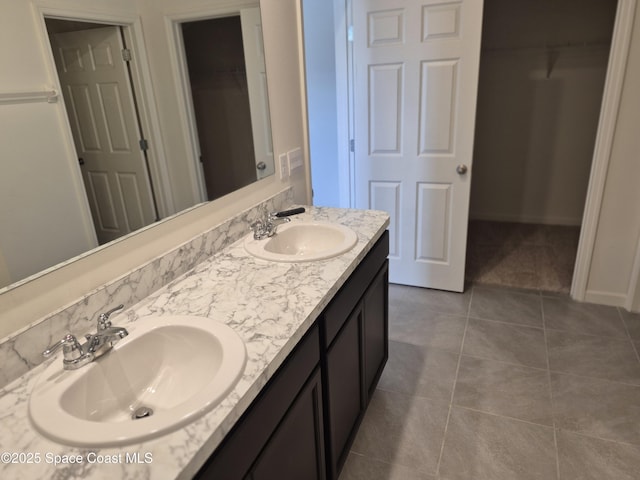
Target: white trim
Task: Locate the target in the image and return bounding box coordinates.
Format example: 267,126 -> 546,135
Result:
584,290 -> 628,308
625,229 -> 640,312
296,0 -> 313,205
164,16 -> 208,204
346,0 -> 356,208
333,0 -> 351,208
571,0 -> 637,301
121,24 -> 176,217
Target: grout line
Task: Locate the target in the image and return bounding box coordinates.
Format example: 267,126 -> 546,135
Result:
435,287 -> 473,476
559,428 -> 640,449
452,405 -> 555,429
547,369 -> 640,388
459,352 -> 549,372
541,296 -> 561,480
618,306 -> 640,364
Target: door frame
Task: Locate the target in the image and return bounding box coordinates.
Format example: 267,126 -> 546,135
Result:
335,0 -> 637,304
571,0 -> 637,304
33,5 -> 175,219
164,2 -> 261,204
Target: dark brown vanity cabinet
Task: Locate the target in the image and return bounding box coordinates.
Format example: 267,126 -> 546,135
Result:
196,231 -> 389,480
195,325 -> 325,480
322,234 -> 389,479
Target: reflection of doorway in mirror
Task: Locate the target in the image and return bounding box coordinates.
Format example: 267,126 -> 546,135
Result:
181,11 -> 273,202
46,20 -> 158,245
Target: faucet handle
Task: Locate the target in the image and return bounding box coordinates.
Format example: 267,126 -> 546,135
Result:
98,304 -> 124,330
43,334 -> 83,359
271,207 -> 305,219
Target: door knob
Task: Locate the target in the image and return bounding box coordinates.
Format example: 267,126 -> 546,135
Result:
456,164 -> 468,175
78,158 -> 85,166
256,161 -> 266,171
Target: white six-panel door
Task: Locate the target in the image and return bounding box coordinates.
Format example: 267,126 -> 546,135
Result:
353,0 -> 483,291
51,26 -> 156,244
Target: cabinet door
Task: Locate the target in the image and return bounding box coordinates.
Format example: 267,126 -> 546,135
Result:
250,369 -> 326,480
363,261 -> 389,400
325,305 -> 363,477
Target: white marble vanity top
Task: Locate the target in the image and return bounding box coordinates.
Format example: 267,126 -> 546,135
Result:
0,206 -> 389,480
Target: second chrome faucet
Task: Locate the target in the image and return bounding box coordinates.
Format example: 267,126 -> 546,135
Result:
249,207 -> 305,240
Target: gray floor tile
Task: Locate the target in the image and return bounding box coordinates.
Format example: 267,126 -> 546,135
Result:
620,308 -> 640,341
557,430 -> 640,480
463,318 -> 547,369
351,389 -> 449,475
378,341 -> 459,403
547,330 -> 640,385
339,452 -> 433,480
389,283 -> 471,316
438,407 -> 557,480
388,309 -> 466,353
469,286 -> 543,327
543,297 -> 628,338
453,355 -> 553,425
550,372 -> 640,445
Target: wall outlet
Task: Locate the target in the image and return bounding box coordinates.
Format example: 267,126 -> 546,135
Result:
279,153 -> 289,180
287,148 -> 303,171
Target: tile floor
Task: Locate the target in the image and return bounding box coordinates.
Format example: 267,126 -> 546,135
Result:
465,221 -> 580,293
339,284 -> 640,480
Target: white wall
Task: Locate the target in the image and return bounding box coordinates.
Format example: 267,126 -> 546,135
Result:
0,0 -> 309,332
470,0 -> 615,225
586,0 -> 640,308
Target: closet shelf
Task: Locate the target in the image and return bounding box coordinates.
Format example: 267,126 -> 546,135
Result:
481,41 -> 611,54
0,89 -> 58,105
481,41 -> 611,79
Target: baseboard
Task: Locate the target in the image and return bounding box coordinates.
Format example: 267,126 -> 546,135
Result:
469,212 -> 583,226
583,289 -> 627,308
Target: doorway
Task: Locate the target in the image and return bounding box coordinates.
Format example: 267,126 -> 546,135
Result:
45,18 -> 158,245
178,9 -> 274,202
465,0 -> 619,293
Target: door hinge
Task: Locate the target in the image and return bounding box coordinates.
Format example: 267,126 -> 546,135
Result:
350,139 -> 355,152
348,25 -> 354,43
139,138 -> 149,151
121,48 -> 132,62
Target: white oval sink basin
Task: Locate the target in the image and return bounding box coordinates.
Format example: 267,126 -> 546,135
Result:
29,315 -> 246,447
244,221 -> 358,262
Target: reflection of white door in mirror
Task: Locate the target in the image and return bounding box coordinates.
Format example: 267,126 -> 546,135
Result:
50,26 -> 158,245
241,7 -> 274,180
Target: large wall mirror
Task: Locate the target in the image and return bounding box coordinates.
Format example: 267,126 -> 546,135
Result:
0,1 -> 274,292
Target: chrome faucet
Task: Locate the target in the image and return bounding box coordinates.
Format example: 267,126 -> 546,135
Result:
42,305 -> 128,370
250,212 -> 291,240
249,207 -> 305,240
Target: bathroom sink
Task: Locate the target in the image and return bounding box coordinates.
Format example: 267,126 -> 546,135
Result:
29,315 -> 246,447
244,221 -> 358,262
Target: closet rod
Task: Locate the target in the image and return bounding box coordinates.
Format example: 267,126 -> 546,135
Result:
0,89 -> 58,105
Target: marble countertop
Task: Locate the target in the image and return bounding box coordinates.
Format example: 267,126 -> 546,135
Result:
0,206 -> 389,480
